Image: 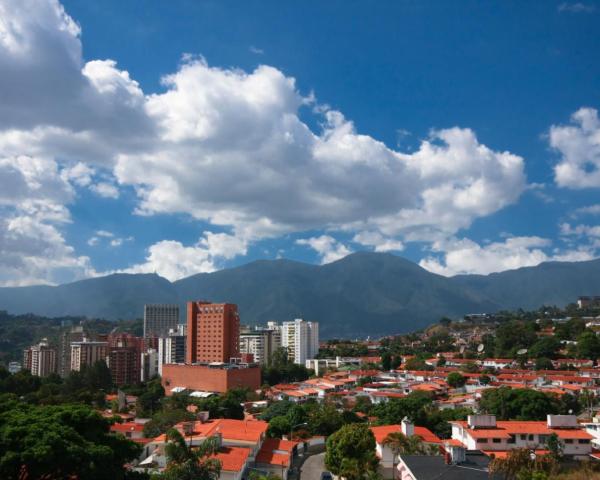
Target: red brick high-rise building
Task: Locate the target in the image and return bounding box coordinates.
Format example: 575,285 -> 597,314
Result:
186,302 -> 240,364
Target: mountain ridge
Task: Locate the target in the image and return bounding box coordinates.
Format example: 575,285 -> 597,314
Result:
0,252 -> 598,337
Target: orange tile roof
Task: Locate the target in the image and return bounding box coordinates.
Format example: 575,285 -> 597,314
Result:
370,425 -> 441,444
172,419 -> 267,443
482,449 -> 549,459
453,420 -> 593,440
210,446 -> 251,472
110,422 -> 145,433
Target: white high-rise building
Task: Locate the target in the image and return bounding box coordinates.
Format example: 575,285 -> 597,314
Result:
70,339 -> 108,372
24,339 -> 57,377
280,319 -> 319,365
157,324 -> 187,375
143,304 -> 179,338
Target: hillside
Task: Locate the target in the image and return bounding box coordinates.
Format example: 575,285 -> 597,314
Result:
0,252 -> 599,337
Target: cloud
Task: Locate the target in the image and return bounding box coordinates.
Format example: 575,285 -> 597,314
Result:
0,0 -> 532,284
352,231 -> 404,252
249,46 -> 264,55
419,236 -> 595,276
87,230 -> 133,248
121,231 -> 247,281
557,2 -> 596,13
571,204 -> 600,217
296,235 -> 352,264
550,107 -> 600,189
90,181 -> 119,198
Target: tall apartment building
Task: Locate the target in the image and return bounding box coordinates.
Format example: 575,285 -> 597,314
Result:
70,339 -> 108,372
141,348 -> 159,382
143,304 -> 179,338
157,324 -> 187,375
23,339 -> 57,377
186,301 -> 240,364
279,319 -> 319,365
109,347 -> 139,385
239,325 -> 281,364
59,325 -> 85,377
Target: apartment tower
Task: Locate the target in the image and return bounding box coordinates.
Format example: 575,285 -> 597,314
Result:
280,319 -> 319,365
186,301 -> 240,363
23,339 -> 57,377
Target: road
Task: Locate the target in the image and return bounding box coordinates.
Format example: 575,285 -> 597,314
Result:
298,452 -> 326,480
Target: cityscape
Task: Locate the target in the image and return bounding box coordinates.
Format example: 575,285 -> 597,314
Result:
1,1 -> 600,480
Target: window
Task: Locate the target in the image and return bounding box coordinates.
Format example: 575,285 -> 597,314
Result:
565,439 -> 573,444
478,439 -> 488,443
520,434 -> 526,440
528,435 -> 534,441
579,439 -> 590,444
492,438 -> 501,444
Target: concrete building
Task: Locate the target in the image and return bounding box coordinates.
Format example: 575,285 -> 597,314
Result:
23,339 -> 57,377
143,304 -> 179,338
279,319 -> 319,365
157,324 -> 187,375
186,302 -> 240,364
70,339 -> 108,372
8,361 -> 21,374
59,324 -> 85,377
239,325 -> 281,365
141,348 -> 159,382
109,347 -> 139,386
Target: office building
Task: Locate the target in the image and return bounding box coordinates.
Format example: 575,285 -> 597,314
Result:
186,301 -> 240,364
70,339 -> 108,371
59,324 -> 85,377
279,319 -> 319,365
143,304 -> 179,338
23,339 -> 57,377
157,324 -> 187,375
239,325 -> 281,364
109,347 -> 139,386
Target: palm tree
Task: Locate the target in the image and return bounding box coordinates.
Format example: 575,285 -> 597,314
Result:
383,431 -> 427,480
161,428 -> 222,480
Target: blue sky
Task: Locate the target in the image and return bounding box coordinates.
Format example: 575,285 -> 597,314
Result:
0,0 -> 599,285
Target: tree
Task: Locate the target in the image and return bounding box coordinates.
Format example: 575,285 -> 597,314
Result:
488,448 -> 557,480
383,431 -> 427,456
325,424 -> 379,480
268,416 -> 292,438
529,337 -> 561,360
534,358 -> 554,371
446,372 -> 466,389
308,403 -> 343,436
479,387 -> 562,420
0,401 -> 140,479
479,374 -> 491,385
160,429 -> 221,480
546,433 -> 563,462
381,352 -> 392,371
576,331 -> 600,360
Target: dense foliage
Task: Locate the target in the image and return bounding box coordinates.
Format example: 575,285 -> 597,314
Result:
325,423 -> 379,480
0,394 -> 141,479
261,347 -> 313,385
479,387 -> 580,420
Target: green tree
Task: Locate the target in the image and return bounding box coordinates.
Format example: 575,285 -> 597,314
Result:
381,352 -> 392,371
383,431 -> 427,456
160,429 -> 221,480
308,403 -> 343,436
546,433 -> 563,462
529,337 -> 561,360
267,415 -> 292,438
479,387 -> 561,420
446,372 -> 466,389
325,423 -> 379,480
0,401 -> 140,479
576,331 -> 600,360
534,358 -> 554,371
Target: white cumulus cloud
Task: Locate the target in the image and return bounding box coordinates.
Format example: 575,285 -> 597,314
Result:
296,235 -> 352,264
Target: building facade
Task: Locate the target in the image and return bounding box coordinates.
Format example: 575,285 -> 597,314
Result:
279,319 -> 319,365
143,304 -> 179,338
58,324 -> 85,377
70,339 -> 108,371
161,363 -> 261,395
186,302 -> 240,364
109,347 -> 139,385
239,326 -> 281,365
157,324 -> 187,375
24,339 -> 57,377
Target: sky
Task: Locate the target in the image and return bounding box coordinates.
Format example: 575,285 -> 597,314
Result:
0,0 -> 599,286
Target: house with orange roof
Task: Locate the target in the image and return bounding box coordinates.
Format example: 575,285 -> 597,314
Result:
371,419 -> 441,469
110,421 -> 145,440
255,438 -> 298,480
451,414 -> 593,459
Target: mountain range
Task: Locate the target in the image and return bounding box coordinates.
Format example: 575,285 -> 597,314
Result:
0,252 -> 599,338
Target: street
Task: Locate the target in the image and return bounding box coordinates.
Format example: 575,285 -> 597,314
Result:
298,452 -> 326,480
